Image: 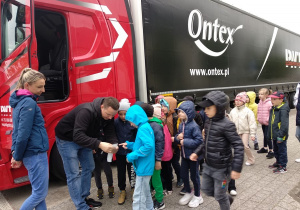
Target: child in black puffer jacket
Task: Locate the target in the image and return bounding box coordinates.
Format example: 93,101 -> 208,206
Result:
190,91 -> 244,210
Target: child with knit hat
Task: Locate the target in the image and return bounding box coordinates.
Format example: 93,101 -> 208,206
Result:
114,98 -> 137,205
229,92 -> 257,166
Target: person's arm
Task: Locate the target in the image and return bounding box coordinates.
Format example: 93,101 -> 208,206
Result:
73,109 -> 101,149
182,125 -> 203,149
13,99 -> 35,161
248,110 -> 257,138
103,118 -> 118,144
277,108 -> 290,140
127,126 -> 154,163
294,83 -> 300,107
224,122 -> 244,173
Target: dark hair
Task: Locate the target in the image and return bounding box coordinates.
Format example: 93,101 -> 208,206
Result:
103,97 -> 119,110
140,103 -> 154,117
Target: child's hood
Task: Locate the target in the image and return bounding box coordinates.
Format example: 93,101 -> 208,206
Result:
125,105 -> 148,127
164,96 -> 177,115
246,91 -> 256,105
202,91 -> 227,120
178,101 -> 195,122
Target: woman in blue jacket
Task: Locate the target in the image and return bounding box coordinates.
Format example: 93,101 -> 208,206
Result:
9,68 -> 49,210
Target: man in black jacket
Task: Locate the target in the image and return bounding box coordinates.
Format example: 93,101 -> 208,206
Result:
190,91 -> 244,210
55,97 -> 119,210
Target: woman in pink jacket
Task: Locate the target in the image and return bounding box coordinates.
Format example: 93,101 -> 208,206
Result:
257,88 -> 274,158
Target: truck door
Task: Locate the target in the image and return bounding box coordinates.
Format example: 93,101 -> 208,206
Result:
0,0 -> 35,189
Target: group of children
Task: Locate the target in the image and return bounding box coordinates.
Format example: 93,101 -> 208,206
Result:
95,88 -> 290,210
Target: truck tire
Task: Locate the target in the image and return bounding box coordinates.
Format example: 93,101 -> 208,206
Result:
288,92 -> 295,109
50,143 -> 67,182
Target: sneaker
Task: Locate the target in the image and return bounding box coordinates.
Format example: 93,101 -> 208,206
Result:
188,195 -> 204,208
163,190 -> 173,196
97,188 -> 103,199
176,179 -> 184,188
180,188 -> 186,195
254,143 -> 259,150
179,192 -> 194,205
118,190 -> 126,205
295,159 -> 300,163
257,147 -> 268,153
273,166 -> 287,174
266,151 -> 275,159
154,200 -> 165,210
268,162 -> 279,169
85,197 -> 102,207
245,162 -> 252,166
229,190 -> 237,196
108,186 -> 115,198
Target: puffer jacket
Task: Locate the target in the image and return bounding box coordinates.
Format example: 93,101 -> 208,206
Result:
149,117 -> 165,161
10,90 -> 49,161
257,98 -> 272,125
246,91 -> 258,123
125,105 -> 155,176
174,101 -> 203,159
267,102 -> 290,141
194,91 -> 244,172
229,105 -> 257,138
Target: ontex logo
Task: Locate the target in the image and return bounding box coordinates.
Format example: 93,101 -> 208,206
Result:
285,49 -> 300,68
188,9 -> 243,57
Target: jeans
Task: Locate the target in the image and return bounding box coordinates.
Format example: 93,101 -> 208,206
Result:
181,157 -> 200,196
262,125 -> 273,149
296,126 -> 300,142
56,137 -> 94,210
133,175 -> 153,210
273,139 -> 288,167
202,164 -> 231,210
94,152 -> 113,189
21,152 -> 48,210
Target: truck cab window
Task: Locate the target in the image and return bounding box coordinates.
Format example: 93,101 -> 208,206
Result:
35,10 -> 69,102
2,0 -> 29,58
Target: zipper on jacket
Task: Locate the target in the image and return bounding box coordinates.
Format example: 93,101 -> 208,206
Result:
205,119 -> 212,163
182,123 -> 185,158
271,108 -> 275,139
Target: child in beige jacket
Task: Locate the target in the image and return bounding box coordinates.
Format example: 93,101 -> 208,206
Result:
229,92 -> 257,165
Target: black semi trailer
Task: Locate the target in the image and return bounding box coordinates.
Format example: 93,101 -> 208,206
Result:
141,0 -> 300,107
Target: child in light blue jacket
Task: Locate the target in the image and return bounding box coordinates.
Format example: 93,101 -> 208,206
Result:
120,105 -> 155,210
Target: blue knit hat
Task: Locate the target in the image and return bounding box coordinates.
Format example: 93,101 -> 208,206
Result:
160,98 -> 169,111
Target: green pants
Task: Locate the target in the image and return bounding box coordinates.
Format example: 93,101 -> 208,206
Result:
151,169 -> 164,203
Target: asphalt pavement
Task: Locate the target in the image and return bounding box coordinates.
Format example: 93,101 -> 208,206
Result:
1,109 -> 300,210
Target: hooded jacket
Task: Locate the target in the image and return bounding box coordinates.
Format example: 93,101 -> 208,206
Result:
267,102 -> 290,141
257,98 -> 272,125
295,83 -> 300,126
194,91 -> 244,172
246,91 -> 258,123
125,105 -> 155,176
9,90 -> 49,161
149,117 -> 165,161
174,101 -> 203,159
229,104 -> 257,137
114,117 -> 137,155
163,96 -> 178,137
55,97 -> 118,150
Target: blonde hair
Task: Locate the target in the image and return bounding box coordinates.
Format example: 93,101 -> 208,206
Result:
259,88 -> 272,96
16,68 -> 46,90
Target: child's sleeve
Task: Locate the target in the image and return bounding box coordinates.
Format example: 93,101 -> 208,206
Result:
247,110 -> 257,137
127,127 -> 154,163
277,109 -> 290,139
126,141 -> 134,150
174,123 -> 182,144
183,125 -> 203,149
224,122 -> 244,173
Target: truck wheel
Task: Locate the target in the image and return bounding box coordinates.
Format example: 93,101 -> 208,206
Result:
50,143 -> 67,182
288,92 -> 295,109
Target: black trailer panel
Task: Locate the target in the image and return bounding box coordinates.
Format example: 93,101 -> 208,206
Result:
142,0 -> 300,101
